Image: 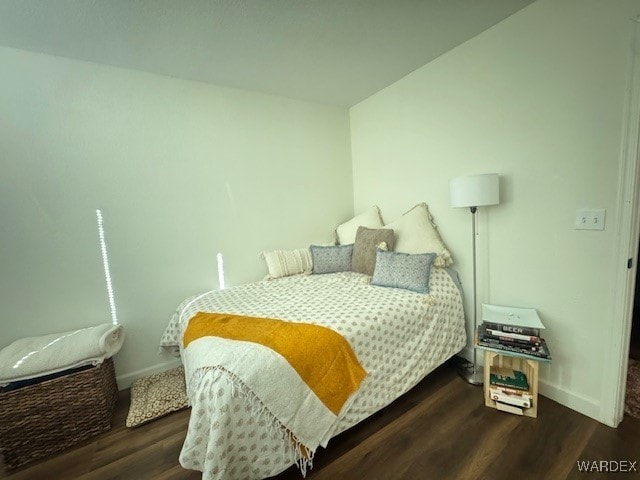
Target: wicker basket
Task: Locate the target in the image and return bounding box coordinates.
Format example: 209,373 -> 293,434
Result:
0,357 -> 118,470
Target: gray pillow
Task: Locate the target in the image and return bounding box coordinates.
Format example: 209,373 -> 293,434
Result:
352,226 -> 395,276
310,244 -> 354,274
371,249 -> 436,293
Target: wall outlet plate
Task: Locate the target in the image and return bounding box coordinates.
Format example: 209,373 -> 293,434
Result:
575,209 -> 606,230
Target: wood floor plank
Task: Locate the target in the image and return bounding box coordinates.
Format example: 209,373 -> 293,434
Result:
77,430 -> 189,480
309,379 -> 477,479
475,396 -> 599,480
437,407 -> 522,480
1,361 -> 638,480
566,414 -> 640,479
272,363 -> 458,479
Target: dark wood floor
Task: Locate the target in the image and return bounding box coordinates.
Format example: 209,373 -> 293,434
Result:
2,360 -> 639,479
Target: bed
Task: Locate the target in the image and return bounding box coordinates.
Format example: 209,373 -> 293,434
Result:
159,265 -> 466,480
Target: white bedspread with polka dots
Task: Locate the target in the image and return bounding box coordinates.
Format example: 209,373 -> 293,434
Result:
159,270 -> 466,479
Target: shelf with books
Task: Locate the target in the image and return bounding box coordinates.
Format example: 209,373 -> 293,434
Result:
482,350 -> 540,418
477,305 -> 551,417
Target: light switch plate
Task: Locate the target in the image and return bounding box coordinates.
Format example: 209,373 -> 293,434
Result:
575,209 -> 606,230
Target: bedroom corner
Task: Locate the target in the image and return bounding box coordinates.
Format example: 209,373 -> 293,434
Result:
0,45 -> 354,389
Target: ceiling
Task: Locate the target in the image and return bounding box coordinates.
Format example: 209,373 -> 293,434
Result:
0,0 -> 535,107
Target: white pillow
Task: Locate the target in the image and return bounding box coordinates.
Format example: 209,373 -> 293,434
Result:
335,206 -> 384,244
385,203 -> 453,267
261,248 -> 313,280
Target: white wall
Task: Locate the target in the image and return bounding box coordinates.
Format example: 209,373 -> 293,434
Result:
0,47 -> 353,386
350,0 -> 640,424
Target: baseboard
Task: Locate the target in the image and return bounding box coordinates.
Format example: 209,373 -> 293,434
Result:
118,356 -> 606,426
463,348 -> 604,425
539,379 -> 602,424
116,358 -> 182,390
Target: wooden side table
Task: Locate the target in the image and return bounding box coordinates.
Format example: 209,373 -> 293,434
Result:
480,349 -> 547,418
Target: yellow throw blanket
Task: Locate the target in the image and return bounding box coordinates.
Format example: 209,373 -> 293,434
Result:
184,312 -> 366,415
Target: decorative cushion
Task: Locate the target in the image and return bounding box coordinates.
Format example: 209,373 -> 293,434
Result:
261,248 -> 312,280
352,226 -> 395,276
385,203 -> 453,267
310,244 -> 354,274
335,206 -> 384,245
371,249 -> 436,293
126,366 -> 188,428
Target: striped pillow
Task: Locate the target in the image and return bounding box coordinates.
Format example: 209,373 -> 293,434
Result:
261,248 -> 313,280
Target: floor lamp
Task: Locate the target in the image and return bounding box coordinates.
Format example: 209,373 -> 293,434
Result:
450,173 -> 500,385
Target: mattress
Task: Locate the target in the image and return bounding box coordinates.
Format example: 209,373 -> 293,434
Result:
159,269 -> 466,479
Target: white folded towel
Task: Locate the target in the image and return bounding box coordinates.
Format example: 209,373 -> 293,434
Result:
0,323 -> 124,385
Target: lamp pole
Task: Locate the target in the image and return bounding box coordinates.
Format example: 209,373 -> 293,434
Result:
460,205 -> 483,385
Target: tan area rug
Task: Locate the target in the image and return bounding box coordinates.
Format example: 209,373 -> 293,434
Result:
625,358 -> 640,420
126,366 -> 189,428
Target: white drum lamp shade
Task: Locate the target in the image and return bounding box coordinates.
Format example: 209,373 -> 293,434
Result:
450,174 -> 500,208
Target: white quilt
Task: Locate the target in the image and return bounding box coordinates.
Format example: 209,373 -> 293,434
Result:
160,269 -> 466,480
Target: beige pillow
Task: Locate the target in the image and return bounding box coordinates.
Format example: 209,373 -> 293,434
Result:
261,248 -> 313,280
352,226 -> 395,276
385,203 -> 453,267
126,367 -> 188,428
335,206 -> 384,244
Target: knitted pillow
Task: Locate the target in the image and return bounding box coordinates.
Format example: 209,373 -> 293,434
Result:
352,226 -> 395,276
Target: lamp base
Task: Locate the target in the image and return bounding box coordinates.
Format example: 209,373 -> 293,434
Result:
458,363 -> 484,386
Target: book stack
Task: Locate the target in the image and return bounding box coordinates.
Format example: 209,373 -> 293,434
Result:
476,305 -> 552,361
488,366 -> 532,415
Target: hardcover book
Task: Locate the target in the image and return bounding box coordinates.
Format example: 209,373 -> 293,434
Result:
495,401 -> 524,415
477,335 -> 552,360
478,325 -> 541,347
484,328 -> 541,343
481,305 -> 545,332
489,366 -> 529,391
479,336 -> 541,350
489,385 -> 533,398
483,321 -> 541,337
489,388 -> 532,408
